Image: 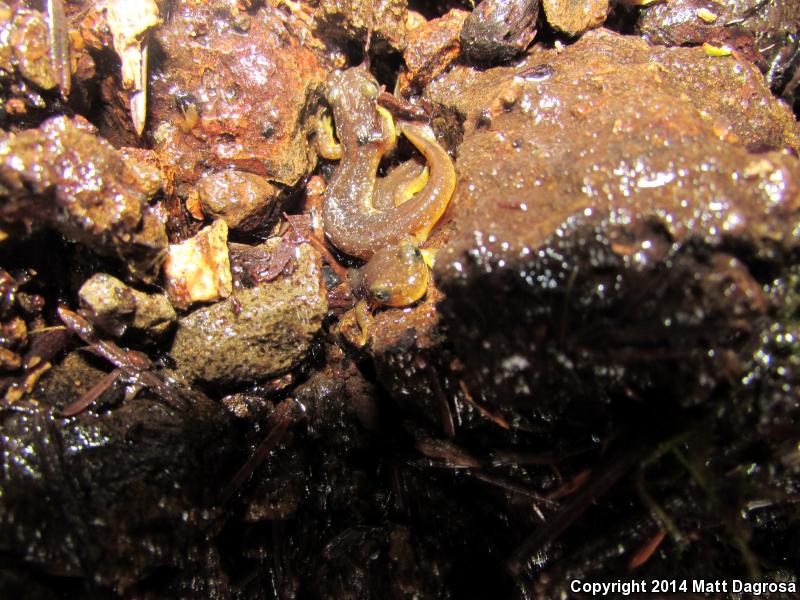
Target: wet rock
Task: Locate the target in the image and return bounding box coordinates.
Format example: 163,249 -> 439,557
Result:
433,30 -> 799,152
162,219 -> 232,310
417,29 -> 800,421
149,0 -> 324,191
315,0 -> 408,52
118,147 -> 164,198
195,169 -> 283,232
0,351 -> 236,588
0,3 -> 12,74
9,7 -> 57,90
637,0 -> 742,47
636,0 -> 800,105
542,0 -> 609,36
399,9 -> 469,94
78,273 -> 137,337
0,116 -> 168,283
131,290 -> 176,340
79,273 -> 176,339
0,3 -> 78,124
637,0 -> 798,54
460,0 -> 538,64
170,240 -> 327,388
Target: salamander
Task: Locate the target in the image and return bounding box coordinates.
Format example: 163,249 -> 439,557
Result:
319,65 -> 455,309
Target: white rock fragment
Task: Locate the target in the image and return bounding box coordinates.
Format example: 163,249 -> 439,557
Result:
163,220 -> 233,310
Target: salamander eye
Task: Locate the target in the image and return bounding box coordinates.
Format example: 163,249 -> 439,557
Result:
370,288 -> 391,303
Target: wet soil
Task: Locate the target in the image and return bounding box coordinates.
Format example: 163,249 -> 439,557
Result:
1,1 -> 800,598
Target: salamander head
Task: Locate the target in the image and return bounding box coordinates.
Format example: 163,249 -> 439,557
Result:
325,66 -> 391,151
354,240 -> 429,307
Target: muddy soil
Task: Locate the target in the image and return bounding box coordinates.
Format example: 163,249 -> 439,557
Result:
1,1 -> 800,598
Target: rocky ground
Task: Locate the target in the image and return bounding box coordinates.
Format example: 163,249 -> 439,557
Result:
1,0 -> 800,598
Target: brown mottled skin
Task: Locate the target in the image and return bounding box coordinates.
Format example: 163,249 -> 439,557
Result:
322,66 -> 455,257
322,65 -> 455,307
